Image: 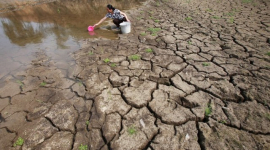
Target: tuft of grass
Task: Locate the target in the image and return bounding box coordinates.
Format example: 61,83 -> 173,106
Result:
266,52 -> 270,56
140,32 -> 146,36
212,16 -> 220,19
88,51 -> 93,55
148,27 -> 161,36
86,120 -> 89,126
202,62 -> 210,67
185,17 -> 192,21
219,120 -> 227,124
205,104 -> 212,117
110,63 -> 117,67
154,19 -> 160,23
129,54 -> 141,61
79,144 -> 88,150
127,125 -> 137,135
225,12 -> 235,16
16,80 -> 24,87
13,137 -> 24,147
137,17 -> 142,20
145,48 -> 153,53
229,17 -> 234,23
40,81 -> 47,86
188,40 -> 192,45
103,58 -> 110,63
206,9 -> 213,12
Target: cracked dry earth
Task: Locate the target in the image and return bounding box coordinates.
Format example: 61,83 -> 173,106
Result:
1,0 -> 270,149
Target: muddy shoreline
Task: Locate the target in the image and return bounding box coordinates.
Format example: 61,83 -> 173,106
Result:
1,0 -> 270,149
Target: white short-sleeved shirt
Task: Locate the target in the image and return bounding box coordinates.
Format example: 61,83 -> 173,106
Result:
105,9 -> 124,20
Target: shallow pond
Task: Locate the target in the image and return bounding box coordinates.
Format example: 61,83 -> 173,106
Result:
0,0 -> 145,80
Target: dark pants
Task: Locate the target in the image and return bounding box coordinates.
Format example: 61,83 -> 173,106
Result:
113,17 -> 127,28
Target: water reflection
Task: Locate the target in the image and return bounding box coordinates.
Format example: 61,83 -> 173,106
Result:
0,0 -> 145,79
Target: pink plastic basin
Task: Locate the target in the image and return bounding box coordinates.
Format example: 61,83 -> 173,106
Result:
88,25 -> 95,31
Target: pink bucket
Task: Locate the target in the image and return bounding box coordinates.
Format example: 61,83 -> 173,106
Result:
88,25 -> 95,31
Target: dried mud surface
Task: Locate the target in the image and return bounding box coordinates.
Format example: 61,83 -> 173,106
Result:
0,0 -> 270,149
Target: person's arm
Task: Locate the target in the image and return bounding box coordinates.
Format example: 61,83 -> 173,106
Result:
120,11 -> 130,22
94,17 -> 107,26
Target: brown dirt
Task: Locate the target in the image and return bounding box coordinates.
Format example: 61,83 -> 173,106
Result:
0,0 -> 270,149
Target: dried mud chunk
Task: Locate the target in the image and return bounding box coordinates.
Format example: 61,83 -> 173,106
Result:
0,112 -> 28,132
123,80 -> 156,108
71,82 -> 86,97
102,113 -> 121,142
207,80 -> 243,102
95,88 -> 131,116
111,107 -> 158,150
45,100 -> 78,133
159,84 -> 186,104
199,119 -> 260,150
0,98 -> 9,111
0,128 -> 16,149
171,74 -> 195,94
151,120 -> 200,150
128,60 -> 151,70
109,72 -> 129,87
225,101 -> 270,134
149,89 -> 195,125
0,81 -> 21,98
193,62 -> 227,76
89,129 -> 105,150
20,118 -> 58,150
37,132 -> 73,150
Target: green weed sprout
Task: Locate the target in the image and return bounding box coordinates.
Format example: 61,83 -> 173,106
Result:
140,32 -> 146,36
185,17 -> 192,21
88,51 -> 93,55
145,48 -> 153,53
13,137 -> 24,147
86,120 -> 90,125
202,62 -> 210,67
266,52 -> 270,56
40,82 -> 47,86
110,63 -> 117,67
148,28 -> 161,36
127,125 -> 137,135
212,16 -> 220,19
79,144 -> 88,150
129,55 -> 141,61
103,58 -> 110,63
205,105 -> 212,117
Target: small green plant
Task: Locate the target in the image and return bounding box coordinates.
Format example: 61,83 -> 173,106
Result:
137,17 -> 142,20
202,62 -> 210,67
57,8 -> 60,13
127,125 -> 137,135
129,55 -> 141,61
86,120 -> 89,125
103,58 -> 110,63
206,9 -> 212,12
188,40 -> 192,45
16,80 -> 24,87
212,16 -> 220,19
36,99 -> 43,103
145,48 -> 153,53
205,105 -> 212,117
219,120 -> 227,124
13,137 -> 24,147
88,51 -> 93,55
266,52 -> 270,56
185,17 -> 192,21
266,113 -> 270,120
78,81 -> 83,86
148,11 -> 153,14
154,19 -> 160,23
79,144 -> 88,150
225,12 -> 235,16
148,27 -> 161,36
110,63 -> 117,67
140,32 -> 146,36
40,81 -> 47,86
229,17 -> 234,23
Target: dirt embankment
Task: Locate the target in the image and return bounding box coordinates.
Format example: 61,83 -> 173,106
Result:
1,0 -> 270,149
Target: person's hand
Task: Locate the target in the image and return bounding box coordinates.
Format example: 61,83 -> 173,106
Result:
94,24 -> 98,27
127,19 -> 130,22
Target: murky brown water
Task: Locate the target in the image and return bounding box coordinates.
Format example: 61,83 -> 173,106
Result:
0,0 -> 145,80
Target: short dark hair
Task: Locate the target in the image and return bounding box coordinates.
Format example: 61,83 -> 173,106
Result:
107,4 -> 115,11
